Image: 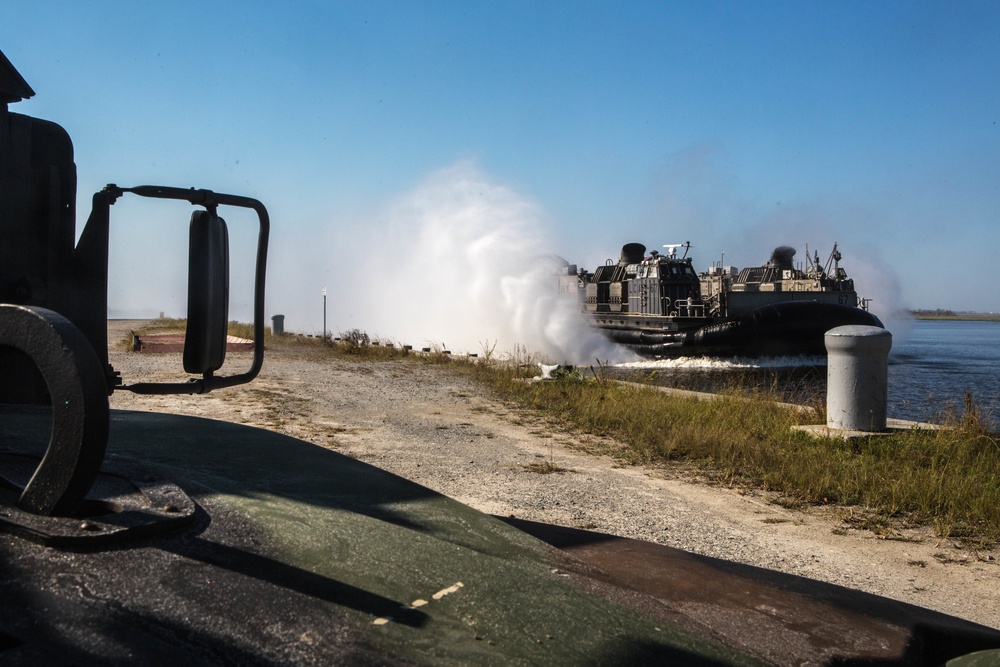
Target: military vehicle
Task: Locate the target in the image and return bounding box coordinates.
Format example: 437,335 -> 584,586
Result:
2,49 -> 999,665
566,242 -> 883,357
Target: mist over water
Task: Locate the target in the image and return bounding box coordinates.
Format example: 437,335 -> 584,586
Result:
328,163 -> 634,364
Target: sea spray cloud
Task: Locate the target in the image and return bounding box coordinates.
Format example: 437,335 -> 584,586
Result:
342,162 -> 632,363
843,250 -> 913,345
496,259 -> 634,364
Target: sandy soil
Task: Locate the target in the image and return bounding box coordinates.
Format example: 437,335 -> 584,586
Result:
108,321 -> 1000,631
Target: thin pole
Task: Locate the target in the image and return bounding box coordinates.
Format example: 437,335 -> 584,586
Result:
323,287 -> 327,340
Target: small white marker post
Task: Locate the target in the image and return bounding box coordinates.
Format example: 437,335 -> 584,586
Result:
322,287 -> 327,341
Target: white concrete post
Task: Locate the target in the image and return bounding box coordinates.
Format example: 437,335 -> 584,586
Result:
825,325 -> 892,432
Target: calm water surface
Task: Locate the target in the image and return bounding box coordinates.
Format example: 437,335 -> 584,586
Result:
889,320 -> 1000,425
613,319 -> 1000,427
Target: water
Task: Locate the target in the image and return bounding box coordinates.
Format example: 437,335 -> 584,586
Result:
612,319 -> 1000,428
889,320 -> 1000,425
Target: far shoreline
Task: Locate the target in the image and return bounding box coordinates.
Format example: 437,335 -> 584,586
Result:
909,312 -> 1000,322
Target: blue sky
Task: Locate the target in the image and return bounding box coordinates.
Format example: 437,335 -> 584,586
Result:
4,1 -> 999,343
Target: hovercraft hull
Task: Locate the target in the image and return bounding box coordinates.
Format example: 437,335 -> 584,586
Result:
685,300 -> 885,358
600,301 -> 883,358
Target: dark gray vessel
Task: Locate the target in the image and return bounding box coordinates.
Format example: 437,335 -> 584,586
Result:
566,241 -> 883,357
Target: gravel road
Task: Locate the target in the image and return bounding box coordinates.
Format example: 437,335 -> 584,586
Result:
108,321 -> 1000,630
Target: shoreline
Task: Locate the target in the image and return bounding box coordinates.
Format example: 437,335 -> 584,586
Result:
909,314 -> 1000,322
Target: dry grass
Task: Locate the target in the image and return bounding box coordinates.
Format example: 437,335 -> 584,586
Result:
522,461 -> 571,474
461,359 -> 1000,547
127,320 -> 462,367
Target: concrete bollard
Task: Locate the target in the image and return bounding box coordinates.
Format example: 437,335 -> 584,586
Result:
271,314 -> 285,335
825,325 -> 892,432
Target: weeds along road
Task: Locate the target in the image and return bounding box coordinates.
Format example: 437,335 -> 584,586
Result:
108,321 -> 1000,630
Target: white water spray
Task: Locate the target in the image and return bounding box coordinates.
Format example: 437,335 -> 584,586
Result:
332,162 -> 633,364
617,354 -> 827,371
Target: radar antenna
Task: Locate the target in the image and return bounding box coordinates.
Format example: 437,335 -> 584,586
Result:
663,241 -> 691,259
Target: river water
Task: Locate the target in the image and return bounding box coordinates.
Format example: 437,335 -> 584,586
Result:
612,319 -> 1000,428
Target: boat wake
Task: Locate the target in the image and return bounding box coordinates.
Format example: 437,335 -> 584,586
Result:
615,354 -> 826,370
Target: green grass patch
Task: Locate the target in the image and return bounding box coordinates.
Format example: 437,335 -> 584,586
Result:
460,360 -> 1000,546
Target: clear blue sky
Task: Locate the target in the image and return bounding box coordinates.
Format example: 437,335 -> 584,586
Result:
5,1 -> 999,342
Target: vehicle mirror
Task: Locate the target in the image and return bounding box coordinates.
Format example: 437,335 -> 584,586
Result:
183,209 -> 229,375
105,184 -> 269,395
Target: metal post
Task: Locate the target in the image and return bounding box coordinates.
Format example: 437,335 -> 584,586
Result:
322,287 -> 327,340
825,325 -> 892,432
